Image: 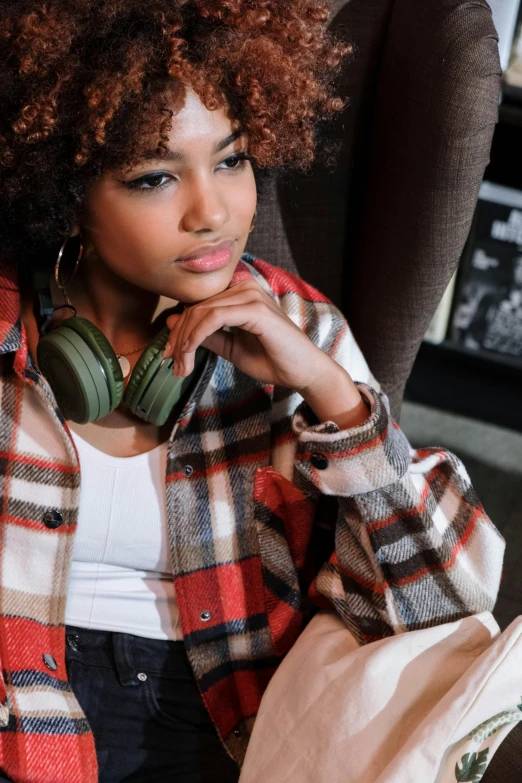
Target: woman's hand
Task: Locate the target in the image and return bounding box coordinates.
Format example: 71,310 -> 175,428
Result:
163,279 -> 370,428
164,279 -> 328,391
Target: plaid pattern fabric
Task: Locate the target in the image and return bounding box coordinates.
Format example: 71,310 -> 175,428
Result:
0,254 -> 504,782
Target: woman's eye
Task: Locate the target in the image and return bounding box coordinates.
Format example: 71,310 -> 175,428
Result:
217,152 -> 251,171
124,173 -> 172,191
121,153 -> 251,191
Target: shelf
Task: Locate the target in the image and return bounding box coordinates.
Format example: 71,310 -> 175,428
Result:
405,340 -> 522,433
423,338 -> 522,372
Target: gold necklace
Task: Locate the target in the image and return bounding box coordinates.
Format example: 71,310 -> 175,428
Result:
115,344 -> 149,379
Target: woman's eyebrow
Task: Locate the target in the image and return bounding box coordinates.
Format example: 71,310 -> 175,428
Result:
141,129 -> 244,164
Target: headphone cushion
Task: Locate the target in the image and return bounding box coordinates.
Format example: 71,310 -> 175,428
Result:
64,316 -> 124,408
124,326 -> 170,411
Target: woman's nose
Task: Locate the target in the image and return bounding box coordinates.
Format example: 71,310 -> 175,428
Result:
180,180 -> 229,233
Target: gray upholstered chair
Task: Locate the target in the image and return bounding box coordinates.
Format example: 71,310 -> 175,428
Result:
248,0 -> 522,775
248,0 -> 501,420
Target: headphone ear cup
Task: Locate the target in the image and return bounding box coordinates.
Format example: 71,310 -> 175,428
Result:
123,327 -> 170,414
37,316 -> 124,424
124,326 -> 208,427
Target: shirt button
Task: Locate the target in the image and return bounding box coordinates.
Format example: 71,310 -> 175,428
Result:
137,672 -> 148,682
183,465 -> 194,477
310,453 -> 328,470
43,653 -> 57,671
43,510 -> 63,529
200,610 -> 212,622
233,729 -> 241,737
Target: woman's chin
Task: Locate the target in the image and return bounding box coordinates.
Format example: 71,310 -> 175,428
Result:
168,263 -> 240,303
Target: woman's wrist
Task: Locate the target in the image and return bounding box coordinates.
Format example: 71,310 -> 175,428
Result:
298,358 -> 371,430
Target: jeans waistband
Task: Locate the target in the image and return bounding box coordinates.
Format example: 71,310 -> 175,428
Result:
65,625 -> 190,688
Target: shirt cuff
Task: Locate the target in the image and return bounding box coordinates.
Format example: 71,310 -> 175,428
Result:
292,383 -> 411,497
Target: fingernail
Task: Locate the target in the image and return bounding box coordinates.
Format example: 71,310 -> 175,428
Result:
163,342 -> 171,358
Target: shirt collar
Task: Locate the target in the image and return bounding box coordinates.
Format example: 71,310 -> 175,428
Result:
0,259 -> 23,355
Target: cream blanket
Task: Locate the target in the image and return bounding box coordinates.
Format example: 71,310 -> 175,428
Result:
239,611 -> 522,782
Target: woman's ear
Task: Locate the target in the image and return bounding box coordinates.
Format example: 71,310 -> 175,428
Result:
70,225 -> 81,238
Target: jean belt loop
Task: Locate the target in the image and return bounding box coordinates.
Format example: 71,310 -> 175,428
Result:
112,632 -> 139,687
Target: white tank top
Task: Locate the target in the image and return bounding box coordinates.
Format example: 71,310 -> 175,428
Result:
65,428 -> 183,641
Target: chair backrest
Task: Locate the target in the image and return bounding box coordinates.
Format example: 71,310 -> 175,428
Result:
247,0 -> 501,418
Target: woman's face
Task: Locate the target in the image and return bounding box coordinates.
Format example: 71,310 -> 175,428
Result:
80,87 -> 257,304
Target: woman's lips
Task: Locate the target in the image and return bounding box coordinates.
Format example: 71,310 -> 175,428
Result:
175,241 -> 235,273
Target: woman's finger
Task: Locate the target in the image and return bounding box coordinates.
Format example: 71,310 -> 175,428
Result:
164,287 -> 258,354
199,327 -> 235,362
165,279 -> 281,376
162,313 -> 184,371
180,301 -> 268,359
172,291 -> 271,373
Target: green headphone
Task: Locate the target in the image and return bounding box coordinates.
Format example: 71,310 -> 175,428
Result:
32,269 -> 208,426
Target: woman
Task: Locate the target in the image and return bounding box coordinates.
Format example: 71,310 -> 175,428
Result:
0,1 -> 504,782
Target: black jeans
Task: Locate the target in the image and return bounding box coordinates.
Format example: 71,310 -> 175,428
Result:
64,625 -> 241,783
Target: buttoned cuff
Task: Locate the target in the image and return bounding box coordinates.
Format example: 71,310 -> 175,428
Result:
292,383 -> 411,497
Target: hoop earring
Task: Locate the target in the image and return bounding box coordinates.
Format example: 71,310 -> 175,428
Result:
54,236 -> 83,307
249,210 -> 257,234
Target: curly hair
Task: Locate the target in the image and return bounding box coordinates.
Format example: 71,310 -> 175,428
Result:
0,0 -> 352,266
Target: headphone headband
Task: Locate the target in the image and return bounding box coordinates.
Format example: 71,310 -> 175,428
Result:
31,268 -> 55,337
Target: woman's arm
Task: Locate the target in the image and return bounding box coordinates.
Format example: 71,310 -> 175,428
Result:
164,257 -> 505,642
291,381 -> 504,643
277,263 -> 505,643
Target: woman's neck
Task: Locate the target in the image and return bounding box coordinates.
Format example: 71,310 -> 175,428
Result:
51,250 -> 180,351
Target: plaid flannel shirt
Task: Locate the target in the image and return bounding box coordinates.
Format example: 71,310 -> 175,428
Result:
0,254 -> 504,783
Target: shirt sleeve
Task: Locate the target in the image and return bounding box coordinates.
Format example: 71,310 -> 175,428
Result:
288,302 -> 505,644
248,258 -> 505,643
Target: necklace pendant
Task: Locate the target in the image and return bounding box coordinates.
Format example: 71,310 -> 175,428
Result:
118,355 -> 131,378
